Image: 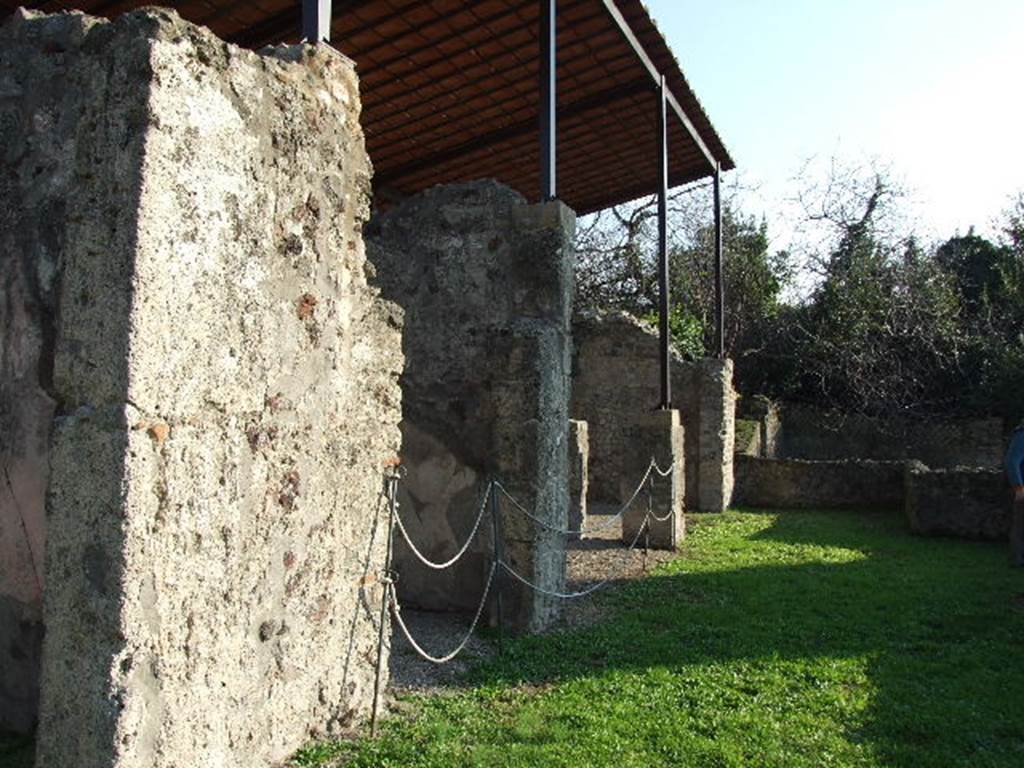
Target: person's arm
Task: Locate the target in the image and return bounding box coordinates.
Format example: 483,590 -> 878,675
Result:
1006,430 -> 1024,500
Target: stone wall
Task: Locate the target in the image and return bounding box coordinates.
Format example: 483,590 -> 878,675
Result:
568,420 -> 589,535
767,404 -> 1003,468
735,395 -> 780,458
571,311 -> 734,512
1,9 -> 401,766
366,181 -> 574,633
905,464 -> 1010,540
618,410 -> 684,549
733,456 -> 904,510
735,419 -> 761,456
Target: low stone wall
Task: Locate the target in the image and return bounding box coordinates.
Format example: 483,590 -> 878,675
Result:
366,181 -> 574,633
905,464 -> 1010,540
770,404 -> 1003,468
2,9 -> 401,766
733,456 -> 904,510
571,311 -> 734,512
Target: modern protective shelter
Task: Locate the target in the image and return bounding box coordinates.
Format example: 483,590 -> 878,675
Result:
9,0 -> 734,393
12,0 -> 733,213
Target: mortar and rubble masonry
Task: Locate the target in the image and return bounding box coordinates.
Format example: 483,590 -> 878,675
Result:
366,180 -> 575,634
571,310 -> 735,513
1,8 -> 402,766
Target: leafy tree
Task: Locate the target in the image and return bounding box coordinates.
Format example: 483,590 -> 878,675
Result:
575,163 -> 1024,425
574,185 -> 789,362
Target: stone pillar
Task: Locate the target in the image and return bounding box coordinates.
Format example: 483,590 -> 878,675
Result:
2,9 -> 402,767
367,185 -> 574,633
568,420 -> 589,536
696,358 -> 735,512
743,395 -> 781,458
619,410 -> 684,550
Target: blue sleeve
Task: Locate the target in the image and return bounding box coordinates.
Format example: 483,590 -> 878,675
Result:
1006,430 -> 1024,486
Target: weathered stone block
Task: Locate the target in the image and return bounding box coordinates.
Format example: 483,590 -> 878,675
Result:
568,420 -> 589,536
695,358 -> 735,512
619,410 -> 685,550
571,311 -> 734,512
774,405 -> 1003,468
905,463 -> 1010,540
733,456 -> 904,510
2,8 -> 401,766
367,181 -> 574,633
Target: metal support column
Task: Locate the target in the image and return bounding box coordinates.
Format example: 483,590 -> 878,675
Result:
539,0 -> 557,201
489,481 -> 505,655
302,0 -> 332,43
370,471 -> 398,737
713,162 -> 724,359
657,74 -> 671,408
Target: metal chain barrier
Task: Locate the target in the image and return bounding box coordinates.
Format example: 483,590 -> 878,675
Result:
498,510 -> 653,599
494,457 -> 662,537
372,453 -> 677,690
388,561 -> 497,664
649,459 -> 676,522
651,459 -> 674,478
393,481 -> 493,570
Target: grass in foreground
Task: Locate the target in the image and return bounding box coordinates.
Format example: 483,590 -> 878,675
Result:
294,509 -> 1024,768
0,732 -> 33,768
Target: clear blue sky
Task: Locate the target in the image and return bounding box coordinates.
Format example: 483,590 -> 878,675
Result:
645,0 -> 1024,240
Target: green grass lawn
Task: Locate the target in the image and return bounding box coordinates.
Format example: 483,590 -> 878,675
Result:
294,509 -> 1024,768
5,509 -> 1023,768
0,732 -> 32,768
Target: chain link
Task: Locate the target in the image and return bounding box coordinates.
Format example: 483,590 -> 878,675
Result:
498,508 -> 653,599
495,458 -> 659,536
388,561 -> 497,664
651,459 -> 675,477
392,481 -> 493,570
382,456 -> 679,666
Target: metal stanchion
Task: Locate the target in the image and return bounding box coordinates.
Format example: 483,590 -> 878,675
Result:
644,472 -> 653,571
370,471 -> 399,737
490,478 -> 505,655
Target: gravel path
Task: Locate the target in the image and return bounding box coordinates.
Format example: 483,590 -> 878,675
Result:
386,503 -> 680,696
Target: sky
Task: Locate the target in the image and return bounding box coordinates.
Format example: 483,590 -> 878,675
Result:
644,0 -> 1024,244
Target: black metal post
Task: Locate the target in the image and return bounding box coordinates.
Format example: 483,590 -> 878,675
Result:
657,74 -> 671,408
713,162 -> 725,359
302,0 -> 332,43
643,473 -> 652,571
370,472 -> 398,737
539,0 -> 557,201
489,481 -> 505,654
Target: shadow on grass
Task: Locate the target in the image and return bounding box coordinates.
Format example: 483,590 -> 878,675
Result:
452,509 -> 1024,767
0,731 -> 33,768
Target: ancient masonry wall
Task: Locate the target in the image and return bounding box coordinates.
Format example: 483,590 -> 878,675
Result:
366,181 -> 574,633
1,9 -> 402,766
732,456 -> 904,510
756,403 -> 1004,469
905,463 -> 1010,541
571,312 -> 735,512
568,420 -> 589,534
